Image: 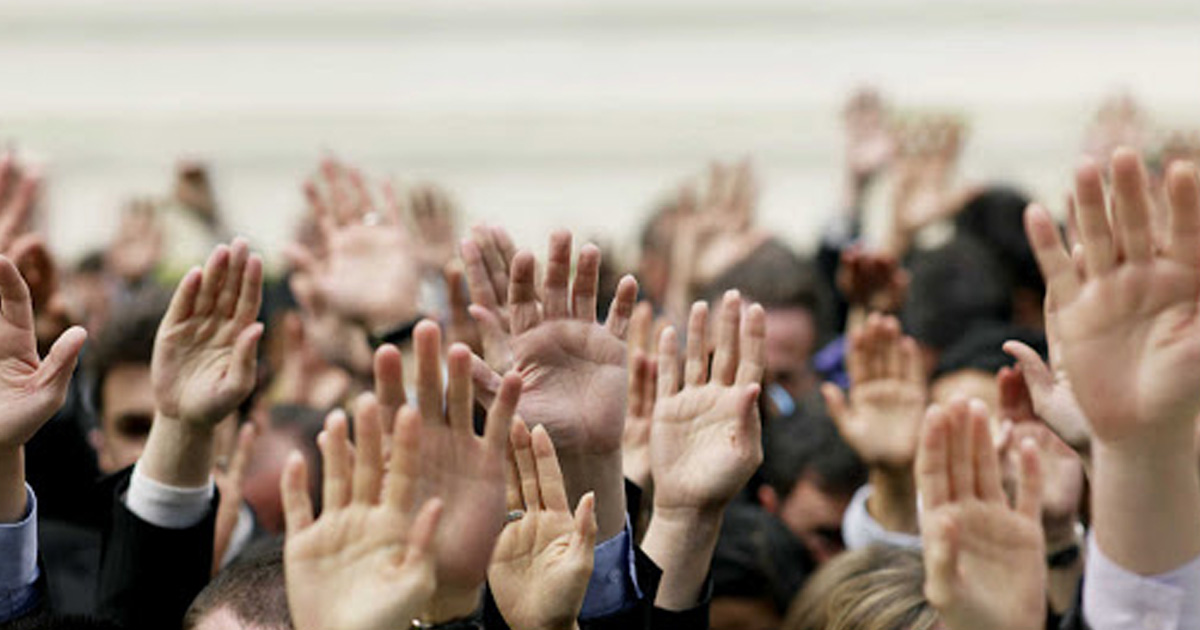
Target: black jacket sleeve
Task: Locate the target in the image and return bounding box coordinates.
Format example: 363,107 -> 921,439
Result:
95,469 -> 216,630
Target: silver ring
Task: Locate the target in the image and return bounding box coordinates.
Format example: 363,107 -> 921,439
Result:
363,211 -> 382,226
505,510 -> 525,523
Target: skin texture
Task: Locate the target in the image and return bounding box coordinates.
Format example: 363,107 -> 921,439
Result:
94,364 -> 156,474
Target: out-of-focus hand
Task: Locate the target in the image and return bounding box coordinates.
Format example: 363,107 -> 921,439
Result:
843,88 -> 895,186
836,247 -> 910,314
918,398 -> 1046,630
212,422 -> 256,576
887,116 -> 982,255
994,413 -> 1084,546
282,402 -> 443,630
460,223 -> 518,373
152,238 -> 264,427
107,198 -> 164,282
385,180 -> 460,274
489,423 -> 595,630
650,291 -> 765,515
823,313 -> 926,469
622,302 -> 657,490
0,155 -> 38,255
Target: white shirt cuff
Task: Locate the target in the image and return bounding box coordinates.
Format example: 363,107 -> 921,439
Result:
1083,534 -> 1200,630
124,462 -> 214,530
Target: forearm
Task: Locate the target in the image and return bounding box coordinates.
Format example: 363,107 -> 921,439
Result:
1092,430 -> 1200,575
640,507 -> 721,611
559,451 -> 627,541
0,448 -> 25,523
865,467 -> 919,535
139,413 -> 215,487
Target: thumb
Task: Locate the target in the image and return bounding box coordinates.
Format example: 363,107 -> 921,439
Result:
227,323 -> 264,399
572,491 -> 598,556
470,352 -> 503,409
37,326 -> 87,403
821,382 -> 849,427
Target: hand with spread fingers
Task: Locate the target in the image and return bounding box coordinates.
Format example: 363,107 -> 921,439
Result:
641,291 -> 765,610
289,157 -> 422,333
406,321 -> 523,622
489,423 -> 595,630
823,313 -> 926,469
1025,149 -> 1200,577
0,254 -> 88,521
0,154 -> 39,255
282,402 -> 443,630
918,398 -> 1046,630
459,223 -> 519,373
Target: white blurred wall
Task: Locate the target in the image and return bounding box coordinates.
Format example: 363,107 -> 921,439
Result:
1,0 -> 1199,267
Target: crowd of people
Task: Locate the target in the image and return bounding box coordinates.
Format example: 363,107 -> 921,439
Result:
0,89 -> 1197,630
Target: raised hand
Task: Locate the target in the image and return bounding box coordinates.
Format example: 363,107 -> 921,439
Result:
460,223 -> 519,373
406,321 -> 521,622
835,247 -> 910,315
152,238 -> 263,427
622,302 -> 657,490
0,155 -> 38,255
291,157 -> 421,332
823,313 -> 926,469
489,423 -> 595,630
918,398 -> 1046,630
282,402 -> 443,630
843,88 -> 895,186
0,255 -> 87,521
385,180 -> 460,274
641,291 -> 764,609
107,198 -> 164,282
212,422 -> 256,575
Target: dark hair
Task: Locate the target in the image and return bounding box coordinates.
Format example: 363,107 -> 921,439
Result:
954,186 -> 1043,296
762,392 -> 866,500
1,616 -> 123,630
713,502 -> 816,612
183,539 -> 291,630
700,238 -> 836,345
902,235 -> 1010,351
82,288 -> 171,417
932,322 -> 1046,380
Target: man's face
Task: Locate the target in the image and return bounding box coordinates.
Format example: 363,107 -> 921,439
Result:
778,476 -> 851,565
763,307 -> 817,403
95,364 -> 155,473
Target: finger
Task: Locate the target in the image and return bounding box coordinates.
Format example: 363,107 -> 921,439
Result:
1166,160 -> 1200,269
822,382 -> 849,431
227,320 -> 263,393
36,326 -> 88,403
846,325 -> 867,386
492,226 -> 519,272
0,255 -> 34,330
1025,204 -> 1080,305
1014,437 -> 1044,521
628,349 -> 648,418
970,399 -> 1004,503
319,410 -> 353,511
303,179 -> 334,240
226,422 -> 256,486
882,317 -> 903,378
233,255 -> 264,326
1110,148 -> 1155,263
215,238 -> 249,318
946,399 -> 973,502
543,230 -> 572,319
351,393 -> 385,505
735,303 -> 766,386
475,224 -> 511,301
401,498 -> 444,568
531,425 -> 569,513
468,305 -> 510,361
1073,160 -> 1117,276
739,383 -> 762,437
484,372 -> 522,455
508,251 -> 542,335
505,423 -> 524,512
1002,341 -> 1052,387
710,290 -> 742,386
604,275 -> 639,340
628,302 -> 654,355
656,326 -> 681,400
446,343 -> 474,433
901,337 -> 924,387
193,245 -> 231,318
511,421 -> 541,510
683,302 -> 710,386
281,451 -> 314,537
460,237 -> 502,310
917,404 -> 951,510
572,491 -> 598,554
385,406 -> 422,510
923,516 -> 959,607
413,320 -> 444,425
470,352 -> 503,410
571,243 -> 601,321
0,171 -> 37,238
373,344 -> 406,433
162,266 -> 202,325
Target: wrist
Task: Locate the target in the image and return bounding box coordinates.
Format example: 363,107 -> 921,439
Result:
139,413 -> 216,487
421,587 -> 481,625
0,446 -> 26,522
558,450 -> 627,541
865,466 -> 919,534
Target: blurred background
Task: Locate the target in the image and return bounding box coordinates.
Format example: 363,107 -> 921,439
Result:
3,0 -> 1200,265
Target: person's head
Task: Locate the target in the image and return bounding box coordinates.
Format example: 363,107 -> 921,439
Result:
711,502 -> 815,630
784,545 -> 938,630
954,186 -> 1044,329
930,323 -> 1046,430
758,394 -> 867,564
84,289 -> 171,473
902,235 -> 1011,374
702,239 -> 834,403
183,540 -> 291,630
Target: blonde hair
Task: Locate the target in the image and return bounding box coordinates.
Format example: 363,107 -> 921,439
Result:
783,545 -> 938,630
